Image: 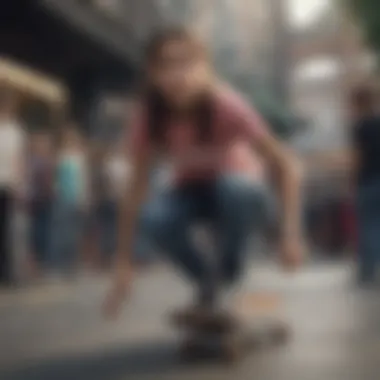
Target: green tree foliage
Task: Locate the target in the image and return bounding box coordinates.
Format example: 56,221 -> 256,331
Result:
346,0 -> 380,56
233,76 -> 305,140
252,89 -> 306,139
214,43 -> 305,140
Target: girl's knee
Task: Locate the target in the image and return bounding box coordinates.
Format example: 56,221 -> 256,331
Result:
139,202 -> 179,240
216,174 -> 265,211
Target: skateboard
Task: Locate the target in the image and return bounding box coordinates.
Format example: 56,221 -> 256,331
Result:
180,328 -> 246,362
171,308 -> 290,363
172,309 -> 245,362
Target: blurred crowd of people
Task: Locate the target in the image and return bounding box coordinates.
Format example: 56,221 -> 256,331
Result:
0,89 -> 153,286
26,128 -> 129,278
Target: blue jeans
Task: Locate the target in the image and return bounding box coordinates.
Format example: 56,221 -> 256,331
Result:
97,200 -> 118,264
356,180 -> 380,282
30,200 -> 52,268
139,174 -> 266,288
49,201 -> 83,274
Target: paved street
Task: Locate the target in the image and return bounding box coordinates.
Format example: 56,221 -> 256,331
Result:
0,262 -> 379,380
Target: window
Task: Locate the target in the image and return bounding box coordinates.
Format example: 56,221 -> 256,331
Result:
288,0 -> 329,29
293,57 -> 341,83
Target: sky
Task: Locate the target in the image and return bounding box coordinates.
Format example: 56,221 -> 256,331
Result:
288,0 -> 330,28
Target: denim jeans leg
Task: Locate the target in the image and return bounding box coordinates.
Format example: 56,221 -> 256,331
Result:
49,201 -> 66,272
33,201 -> 52,268
98,201 -> 117,264
31,207 -> 44,265
357,182 -> 380,283
215,174 -> 267,285
65,205 -> 83,274
139,188 -> 209,283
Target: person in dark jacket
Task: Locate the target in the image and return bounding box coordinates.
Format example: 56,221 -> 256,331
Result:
27,132 -> 54,275
350,86 -> 380,284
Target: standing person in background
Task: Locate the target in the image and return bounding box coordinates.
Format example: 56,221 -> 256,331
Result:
27,132 -> 54,277
132,161 -> 173,266
50,126 -> 89,278
0,89 -> 25,286
97,142 -> 130,269
350,87 -> 380,284
84,144 -> 105,271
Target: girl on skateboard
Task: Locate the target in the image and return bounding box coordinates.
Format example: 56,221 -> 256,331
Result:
104,27 -> 303,318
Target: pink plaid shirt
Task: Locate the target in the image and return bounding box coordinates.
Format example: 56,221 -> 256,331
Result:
129,88 -> 268,183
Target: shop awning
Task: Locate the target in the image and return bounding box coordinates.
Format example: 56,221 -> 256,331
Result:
0,57 -> 67,104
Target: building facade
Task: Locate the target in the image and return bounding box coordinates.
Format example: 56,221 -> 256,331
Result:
157,0 -> 280,89
290,2 -> 375,154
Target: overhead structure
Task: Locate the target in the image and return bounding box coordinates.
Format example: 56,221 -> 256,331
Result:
0,57 -> 67,105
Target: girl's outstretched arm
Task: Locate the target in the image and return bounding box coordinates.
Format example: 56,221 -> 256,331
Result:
104,105 -> 153,319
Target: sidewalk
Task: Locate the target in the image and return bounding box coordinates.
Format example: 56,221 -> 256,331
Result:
1,262 -> 377,380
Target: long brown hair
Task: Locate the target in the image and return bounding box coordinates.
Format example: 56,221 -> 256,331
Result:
142,27 -> 214,146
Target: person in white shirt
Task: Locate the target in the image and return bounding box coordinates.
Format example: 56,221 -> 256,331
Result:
105,145 -> 131,202
0,89 -> 25,285
95,143 -> 130,267
49,126 -> 89,276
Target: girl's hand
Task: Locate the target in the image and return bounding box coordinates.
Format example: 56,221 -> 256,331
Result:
279,235 -> 304,271
103,262 -> 133,320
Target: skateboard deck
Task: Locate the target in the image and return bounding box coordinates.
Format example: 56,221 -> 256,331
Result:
172,314 -> 290,362
179,320 -> 290,362
180,329 -> 246,362
171,292 -> 290,362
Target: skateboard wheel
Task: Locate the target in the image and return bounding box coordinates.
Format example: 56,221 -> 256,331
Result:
179,335 -> 243,363
271,324 -> 290,344
180,340 -> 199,361
220,335 -> 244,363
222,343 -> 241,363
